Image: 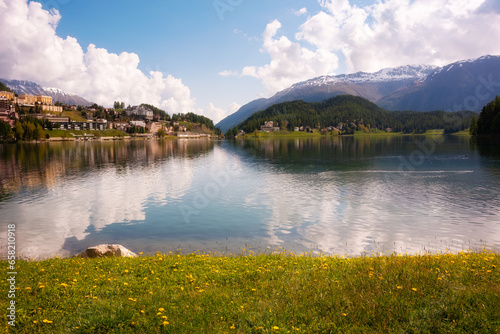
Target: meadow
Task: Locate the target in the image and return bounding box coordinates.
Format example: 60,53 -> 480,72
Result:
1,249 -> 499,333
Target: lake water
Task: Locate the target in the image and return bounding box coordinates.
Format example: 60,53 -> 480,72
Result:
1,136 -> 500,258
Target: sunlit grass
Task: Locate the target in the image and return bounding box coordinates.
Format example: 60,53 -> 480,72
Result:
1,249 -> 499,333
46,129 -> 126,138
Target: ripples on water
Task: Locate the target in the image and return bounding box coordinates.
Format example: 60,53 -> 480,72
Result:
0,136 -> 499,258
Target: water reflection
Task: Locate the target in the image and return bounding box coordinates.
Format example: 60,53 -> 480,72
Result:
0,136 -> 499,259
0,140 -> 216,257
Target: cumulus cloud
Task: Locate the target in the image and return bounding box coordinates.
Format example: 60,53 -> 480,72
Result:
207,102 -> 241,123
0,0 -> 199,115
297,0 -> 500,72
239,19 -> 339,93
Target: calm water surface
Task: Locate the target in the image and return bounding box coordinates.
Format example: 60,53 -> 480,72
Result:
1,136 -> 499,258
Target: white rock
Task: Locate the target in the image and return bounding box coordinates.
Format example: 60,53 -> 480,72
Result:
79,244 -> 138,258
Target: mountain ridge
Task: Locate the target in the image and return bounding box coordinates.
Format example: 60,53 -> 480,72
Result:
217,55 -> 500,131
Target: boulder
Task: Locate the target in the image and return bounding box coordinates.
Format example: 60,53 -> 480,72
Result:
79,244 -> 138,258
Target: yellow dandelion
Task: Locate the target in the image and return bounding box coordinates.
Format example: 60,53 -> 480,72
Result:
397,286 -> 403,289
124,283 -> 128,286
273,326 -> 280,330
38,285 -> 45,289
131,322 -> 135,326
342,313 -> 347,317
157,312 -> 162,316
162,316 -> 168,319
140,310 -> 145,314
163,321 -> 169,326
230,324 -> 236,330
158,308 -> 165,312
25,287 -> 31,290
412,288 -> 417,292
33,321 -> 38,324
42,319 -> 53,324
124,270 -> 129,273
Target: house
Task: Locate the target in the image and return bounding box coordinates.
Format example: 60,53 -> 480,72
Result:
146,122 -> 163,134
0,91 -> 15,100
129,120 -> 146,128
126,105 -> 154,120
260,121 -> 280,132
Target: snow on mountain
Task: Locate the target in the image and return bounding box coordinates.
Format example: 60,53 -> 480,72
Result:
0,79 -> 92,106
285,65 -> 437,92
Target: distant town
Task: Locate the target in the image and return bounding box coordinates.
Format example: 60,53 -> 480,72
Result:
0,90 -> 221,141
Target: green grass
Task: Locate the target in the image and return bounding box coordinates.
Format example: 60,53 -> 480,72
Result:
242,131 -> 323,138
1,250 -> 499,333
46,129 -> 126,138
451,130 -> 472,137
422,129 -> 445,135
60,111 -> 88,122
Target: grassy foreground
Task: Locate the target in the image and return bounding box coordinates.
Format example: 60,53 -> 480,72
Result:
1,250 -> 499,333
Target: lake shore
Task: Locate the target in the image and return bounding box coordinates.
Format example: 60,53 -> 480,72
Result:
2,250 -> 498,333
239,128 -> 471,139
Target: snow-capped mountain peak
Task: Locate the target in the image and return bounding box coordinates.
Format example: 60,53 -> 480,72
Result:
286,64 -> 437,91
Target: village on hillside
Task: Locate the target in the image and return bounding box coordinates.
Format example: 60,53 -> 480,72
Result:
0,90 -> 220,140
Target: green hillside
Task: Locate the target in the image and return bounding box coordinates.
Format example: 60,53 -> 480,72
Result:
238,95 -> 476,135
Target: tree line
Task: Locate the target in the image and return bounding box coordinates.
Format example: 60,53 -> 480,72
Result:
470,96 -> 500,137
0,117 -> 50,142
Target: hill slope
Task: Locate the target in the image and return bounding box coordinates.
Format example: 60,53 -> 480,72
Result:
238,95 -> 475,135
217,65 -> 435,132
377,55 -> 500,112
217,55 -> 500,132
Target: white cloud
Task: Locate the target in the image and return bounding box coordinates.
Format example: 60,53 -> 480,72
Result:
295,7 -> 308,16
207,102 -> 241,123
239,19 -> 339,94
218,70 -> 239,77
0,0 -> 199,115
297,0 -> 500,72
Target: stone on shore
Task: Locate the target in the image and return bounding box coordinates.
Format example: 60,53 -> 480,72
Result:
79,244 -> 138,258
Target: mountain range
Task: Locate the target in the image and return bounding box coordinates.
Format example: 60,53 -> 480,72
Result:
0,79 -> 91,106
217,55 -> 500,131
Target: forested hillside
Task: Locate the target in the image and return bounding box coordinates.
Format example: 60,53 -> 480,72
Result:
238,95 -> 475,134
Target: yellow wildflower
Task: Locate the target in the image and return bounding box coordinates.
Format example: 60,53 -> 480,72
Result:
158,308 -> 165,312
42,319 -> 53,324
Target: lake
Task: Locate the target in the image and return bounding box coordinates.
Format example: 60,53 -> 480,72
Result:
1,135 -> 499,258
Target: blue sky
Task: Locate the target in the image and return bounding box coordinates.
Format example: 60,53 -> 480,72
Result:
2,0 -> 500,123
51,0 -> 331,116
